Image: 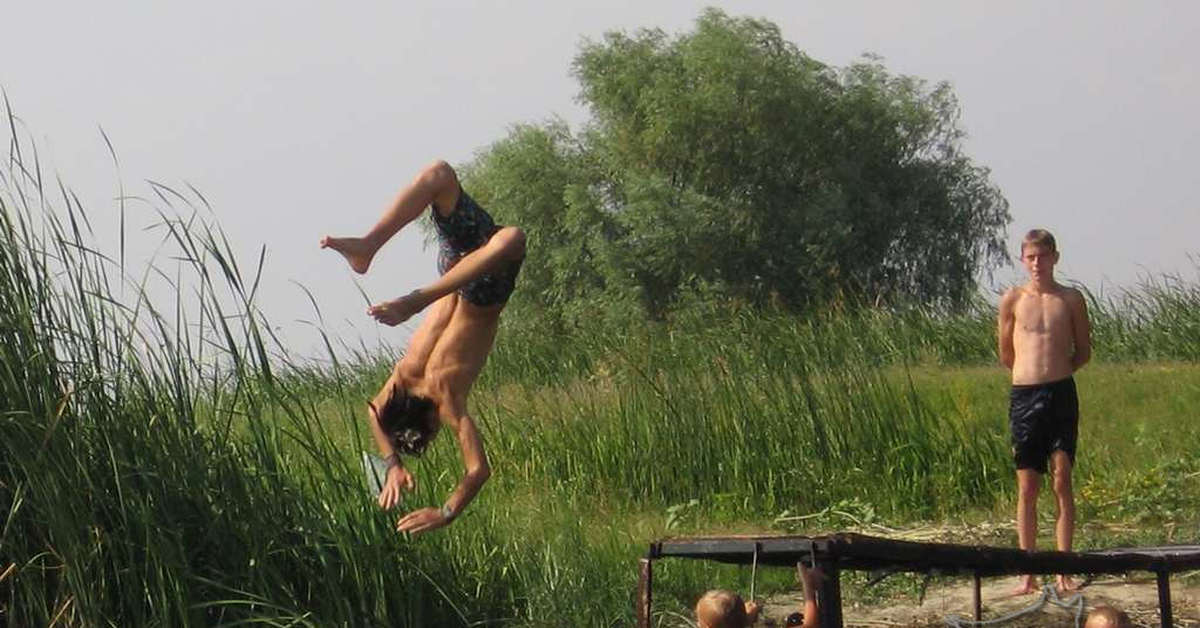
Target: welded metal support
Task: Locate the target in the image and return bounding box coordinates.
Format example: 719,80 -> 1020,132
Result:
972,571 -> 982,622
637,558 -> 652,628
1156,569 -> 1172,628
816,560 -> 844,628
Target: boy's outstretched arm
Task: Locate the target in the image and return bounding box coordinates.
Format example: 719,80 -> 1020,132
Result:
1070,289 -> 1092,371
997,288 -> 1017,370
396,394 -> 490,534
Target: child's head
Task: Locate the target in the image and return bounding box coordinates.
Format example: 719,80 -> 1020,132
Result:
695,590 -> 758,628
1084,605 -> 1132,628
370,382 -> 438,455
1021,228 -> 1058,256
1020,228 -> 1060,280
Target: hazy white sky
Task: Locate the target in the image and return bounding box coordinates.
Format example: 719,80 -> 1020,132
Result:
3,1 -> 1197,355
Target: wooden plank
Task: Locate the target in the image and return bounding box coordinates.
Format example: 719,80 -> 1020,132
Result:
653,533 -> 1200,576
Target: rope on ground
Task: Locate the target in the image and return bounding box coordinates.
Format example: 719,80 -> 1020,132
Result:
943,584 -> 1085,628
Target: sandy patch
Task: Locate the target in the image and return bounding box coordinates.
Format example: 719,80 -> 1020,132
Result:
759,575 -> 1200,627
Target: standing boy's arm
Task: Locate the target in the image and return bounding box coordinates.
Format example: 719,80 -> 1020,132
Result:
1070,289 -> 1092,371
997,289 -> 1017,370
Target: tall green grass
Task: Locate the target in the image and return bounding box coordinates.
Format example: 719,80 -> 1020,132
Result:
4,99 -> 1200,626
486,276 -> 1200,391
0,106 -> 529,625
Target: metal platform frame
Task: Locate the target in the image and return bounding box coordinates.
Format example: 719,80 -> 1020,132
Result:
636,533 -> 1200,627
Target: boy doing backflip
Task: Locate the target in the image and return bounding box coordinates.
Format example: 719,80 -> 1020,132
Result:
998,229 -> 1092,594
321,160 -> 525,534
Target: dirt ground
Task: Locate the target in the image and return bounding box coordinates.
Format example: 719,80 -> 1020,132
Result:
759,575 -> 1200,627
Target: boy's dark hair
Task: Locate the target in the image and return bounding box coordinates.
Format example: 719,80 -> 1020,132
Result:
370,383 -> 437,456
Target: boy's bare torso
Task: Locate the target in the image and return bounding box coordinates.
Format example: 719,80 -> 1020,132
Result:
1004,284 -> 1083,385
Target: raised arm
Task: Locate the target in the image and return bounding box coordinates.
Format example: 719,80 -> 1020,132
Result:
997,288 -> 1017,370
798,563 -> 822,628
1069,288 -> 1092,371
395,393 -> 490,534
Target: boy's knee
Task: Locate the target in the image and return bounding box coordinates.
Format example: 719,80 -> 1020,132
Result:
418,160 -> 457,190
495,227 -> 526,258
1016,471 -> 1040,499
1050,452 -> 1073,479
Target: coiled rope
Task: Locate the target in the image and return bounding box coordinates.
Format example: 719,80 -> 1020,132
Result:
944,583 -> 1085,627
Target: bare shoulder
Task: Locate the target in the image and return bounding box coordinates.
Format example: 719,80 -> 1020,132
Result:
1061,285 -> 1088,307
999,286 -> 1023,309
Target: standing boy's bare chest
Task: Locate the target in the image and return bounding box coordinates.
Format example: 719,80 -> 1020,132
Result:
1014,293 -> 1072,336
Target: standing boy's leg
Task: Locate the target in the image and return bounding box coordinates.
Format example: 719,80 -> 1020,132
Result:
1051,450 -> 1077,591
1014,469 -> 1041,594
321,160 -> 462,274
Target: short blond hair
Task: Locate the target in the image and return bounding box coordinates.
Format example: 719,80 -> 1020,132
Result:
1021,228 -> 1057,255
696,590 -> 748,628
1084,605 -> 1132,628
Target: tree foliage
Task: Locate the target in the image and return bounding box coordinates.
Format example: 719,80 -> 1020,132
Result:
464,9 -> 1010,323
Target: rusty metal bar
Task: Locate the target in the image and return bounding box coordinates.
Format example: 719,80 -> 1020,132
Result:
816,559 -> 843,628
1156,569 -> 1172,628
749,542 -> 760,601
637,557 -> 652,628
972,571 -> 982,621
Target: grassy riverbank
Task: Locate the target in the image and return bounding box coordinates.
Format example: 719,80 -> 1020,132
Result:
4,125 -> 1200,625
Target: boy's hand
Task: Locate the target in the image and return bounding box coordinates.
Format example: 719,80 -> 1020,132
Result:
396,507 -> 452,534
378,465 -> 415,510
744,600 -> 761,624
798,563 -> 825,596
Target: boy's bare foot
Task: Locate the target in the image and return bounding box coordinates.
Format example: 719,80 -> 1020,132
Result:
1010,575 -> 1039,596
1056,575 -> 1079,593
368,290 -> 431,326
320,235 -> 375,274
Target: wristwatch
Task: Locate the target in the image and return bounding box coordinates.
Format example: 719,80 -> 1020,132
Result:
440,504 -> 455,521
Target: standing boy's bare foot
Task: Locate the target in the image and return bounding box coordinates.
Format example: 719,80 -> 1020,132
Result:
320,235 -> 375,274
1010,575 -> 1039,596
1056,575 -> 1079,593
368,290 -> 432,326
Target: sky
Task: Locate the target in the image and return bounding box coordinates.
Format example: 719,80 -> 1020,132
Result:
2,1 -> 1197,357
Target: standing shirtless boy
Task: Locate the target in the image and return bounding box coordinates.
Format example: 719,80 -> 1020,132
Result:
997,229 -> 1092,594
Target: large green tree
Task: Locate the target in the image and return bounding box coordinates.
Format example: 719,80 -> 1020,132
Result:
465,9 -> 1010,322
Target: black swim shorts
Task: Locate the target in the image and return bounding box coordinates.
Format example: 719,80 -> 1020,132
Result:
432,189 -> 523,307
1009,376 -> 1079,474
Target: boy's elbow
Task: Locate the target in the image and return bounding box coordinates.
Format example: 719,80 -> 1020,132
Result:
468,461 -> 491,485
1076,348 -> 1092,368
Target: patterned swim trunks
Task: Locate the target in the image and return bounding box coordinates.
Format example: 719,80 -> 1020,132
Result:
431,189 -> 522,307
